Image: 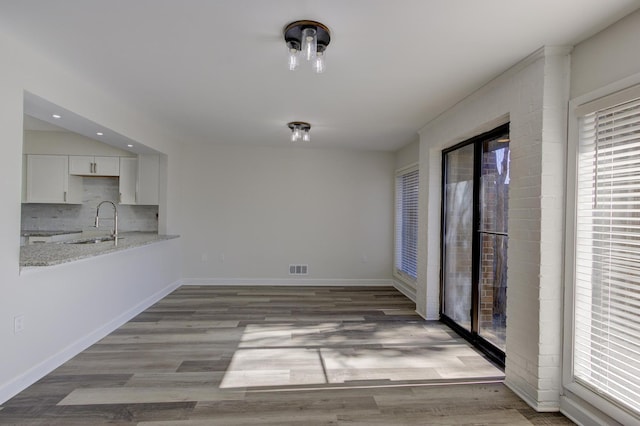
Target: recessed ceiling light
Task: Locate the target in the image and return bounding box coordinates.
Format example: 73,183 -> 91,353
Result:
96,132 -> 104,136
52,114 -> 61,119
127,144 -> 133,148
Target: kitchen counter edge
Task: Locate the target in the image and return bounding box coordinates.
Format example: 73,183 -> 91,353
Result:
20,232 -> 180,268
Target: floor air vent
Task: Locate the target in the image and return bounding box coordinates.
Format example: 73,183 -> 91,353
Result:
289,264 -> 308,275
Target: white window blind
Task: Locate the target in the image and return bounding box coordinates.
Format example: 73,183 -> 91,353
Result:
395,167 -> 419,280
575,94 -> 640,415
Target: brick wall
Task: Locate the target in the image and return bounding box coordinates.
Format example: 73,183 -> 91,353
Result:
417,47 -> 570,411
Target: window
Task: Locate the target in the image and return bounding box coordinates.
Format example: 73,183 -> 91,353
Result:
394,166 -> 419,281
574,88 -> 640,416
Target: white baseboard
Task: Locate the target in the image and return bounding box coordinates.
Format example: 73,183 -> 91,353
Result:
0,279 -> 181,405
182,278 -> 394,287
560,396 -> 604,426
504,378 -> 560,413
560,391 -> 635,426
392,279 -> 416,302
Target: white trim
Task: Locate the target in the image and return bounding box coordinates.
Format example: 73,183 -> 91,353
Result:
182,278 -> 394,287
0,279 -> 181,405
574,83 -> 640,116
395,162 -> 419,176
561,393 -> 628,426
392,278 -> 416,302
571,71 -> 640,113
505,379 -> 560,412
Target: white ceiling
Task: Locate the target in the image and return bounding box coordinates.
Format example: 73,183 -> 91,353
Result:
2,0 -> 639,152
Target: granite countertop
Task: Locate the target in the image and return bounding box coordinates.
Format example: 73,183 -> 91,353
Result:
20,232 -> 179,268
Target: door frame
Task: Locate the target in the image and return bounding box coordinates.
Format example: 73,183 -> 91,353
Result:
440,123 -> 510,368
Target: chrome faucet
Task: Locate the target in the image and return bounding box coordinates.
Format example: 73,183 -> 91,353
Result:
95,200 -> 119,245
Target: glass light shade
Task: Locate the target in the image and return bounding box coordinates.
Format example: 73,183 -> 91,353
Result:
288,48 -> 299,71
303,129 -> 310,142
301,27 -> 317,60
313,51 -> 325,73
293,127 -> 302,141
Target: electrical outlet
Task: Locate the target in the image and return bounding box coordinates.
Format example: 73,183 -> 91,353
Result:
14,315 -> 25,334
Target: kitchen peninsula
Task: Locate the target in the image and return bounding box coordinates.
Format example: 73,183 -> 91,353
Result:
20,232 -> 178,268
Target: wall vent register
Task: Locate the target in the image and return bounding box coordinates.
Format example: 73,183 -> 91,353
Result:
289,264 -> 308,275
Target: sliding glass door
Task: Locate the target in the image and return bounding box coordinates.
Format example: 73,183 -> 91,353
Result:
441,124 -> 510,363
478,136 -> 510,350
442,144 -> 474,331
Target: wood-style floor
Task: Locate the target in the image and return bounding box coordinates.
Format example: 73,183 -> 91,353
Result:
0,286 -> 574,425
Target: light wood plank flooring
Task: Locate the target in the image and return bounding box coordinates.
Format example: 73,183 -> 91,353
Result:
0,286 -> 573,425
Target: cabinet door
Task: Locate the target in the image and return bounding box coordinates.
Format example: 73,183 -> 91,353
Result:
137,154 -> 159,205
94,156 -> 120,176
69,155 -> 94,175
26,155 -> 68,203
118,157 -> 137,204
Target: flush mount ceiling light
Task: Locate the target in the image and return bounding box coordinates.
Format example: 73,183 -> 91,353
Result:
288,121 -> 311,142
284,20 -> 330,73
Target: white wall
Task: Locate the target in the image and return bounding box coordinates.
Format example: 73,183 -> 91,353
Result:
178,143 -> 395,284
417,47 -> 570,411
395,138 -> 419,170
571,8 -> 640,99
0,31 -> 183,403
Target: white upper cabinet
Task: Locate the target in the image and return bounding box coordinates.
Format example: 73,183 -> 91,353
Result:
118,157 -> 138,205
69,155 -> 119,176
118,155 -> 159,205
25,155 -> 82,204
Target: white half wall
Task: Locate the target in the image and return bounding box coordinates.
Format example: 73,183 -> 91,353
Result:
2,240 -> 181,404
0,30 -> 183,403
177,143 -> 395,283
417,46 -> 570,410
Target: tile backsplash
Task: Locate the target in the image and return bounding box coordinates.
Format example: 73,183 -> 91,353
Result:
21,177 -> 158,232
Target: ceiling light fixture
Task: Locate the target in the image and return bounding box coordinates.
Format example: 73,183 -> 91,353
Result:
288,121 -> 311,142
284,20 -> 330,73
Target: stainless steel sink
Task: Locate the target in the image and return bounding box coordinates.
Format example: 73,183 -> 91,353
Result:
64,237 -> 123,244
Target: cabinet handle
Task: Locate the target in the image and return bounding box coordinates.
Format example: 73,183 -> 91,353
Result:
92,162 -> 96,173
64,191 -> 67,202
119,192 -> 122,203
